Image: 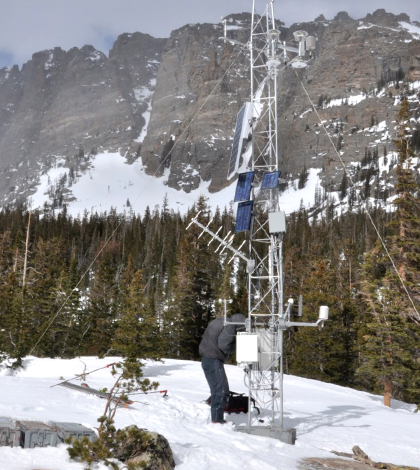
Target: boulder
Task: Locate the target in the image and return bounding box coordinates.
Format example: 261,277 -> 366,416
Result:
117,426 -> 175,470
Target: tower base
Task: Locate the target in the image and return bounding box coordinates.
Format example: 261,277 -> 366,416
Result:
234,425 -> 296,445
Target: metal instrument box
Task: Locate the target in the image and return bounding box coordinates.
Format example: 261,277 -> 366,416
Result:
0,417 -> 21,447
17,420 -> 58,448
51,421 -> 96,443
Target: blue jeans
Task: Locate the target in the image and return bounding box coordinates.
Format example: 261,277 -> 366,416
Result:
201,356 -> 229,422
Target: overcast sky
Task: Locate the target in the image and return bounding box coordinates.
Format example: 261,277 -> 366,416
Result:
0,0 -> 419,69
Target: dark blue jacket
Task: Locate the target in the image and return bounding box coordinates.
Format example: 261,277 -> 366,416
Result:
199,314 -> 246,362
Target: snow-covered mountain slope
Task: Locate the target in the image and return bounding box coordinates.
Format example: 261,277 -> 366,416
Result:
29,151 -> 235,217
28,151 -> 322,217
0,357 -> 419,470
1,9 -> 420,216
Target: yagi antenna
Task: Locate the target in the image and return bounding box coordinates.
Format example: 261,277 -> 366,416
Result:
215,231 -> 231,253
199,220 -> 213,238
187,213 -> 254,272
208,226 -> 223,245
228,239 -> 247,264
219,234 -> 235,254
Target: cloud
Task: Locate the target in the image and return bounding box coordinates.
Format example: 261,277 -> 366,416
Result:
0,0 -> 418,69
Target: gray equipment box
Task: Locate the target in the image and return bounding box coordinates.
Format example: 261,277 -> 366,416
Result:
0,417 -> 21,447
17,420 -> 58,448
51,422 -> 96,443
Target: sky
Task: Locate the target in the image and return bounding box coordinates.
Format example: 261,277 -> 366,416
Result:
0,356 -> 419,469
0,0 -> 419,69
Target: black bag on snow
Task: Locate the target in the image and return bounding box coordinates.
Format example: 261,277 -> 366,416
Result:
225,391 -> 249,414
205,391 -> 260,415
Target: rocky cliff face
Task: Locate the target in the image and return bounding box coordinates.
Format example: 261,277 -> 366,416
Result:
140,14 -> 253,193
141,8 -> 420,195
277,9 -> 420,189
0,33 -> 165,205
0,9 -> 419,209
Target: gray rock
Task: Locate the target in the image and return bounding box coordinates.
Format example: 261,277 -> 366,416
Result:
116,426 -> 175,470
299,457 -> 420,470
299,457 -> 374,470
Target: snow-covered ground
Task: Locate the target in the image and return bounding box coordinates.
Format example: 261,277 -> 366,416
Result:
29,152 -> 231,218
28,151 -> 321,218
0,357 -> 419,470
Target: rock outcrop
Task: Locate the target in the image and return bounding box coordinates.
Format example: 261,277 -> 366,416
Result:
299,445 -> 420,470
140,9 -> 420,195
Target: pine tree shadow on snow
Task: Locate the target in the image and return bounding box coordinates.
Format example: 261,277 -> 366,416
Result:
143,361 -> 188,377
223,405 -> 371,432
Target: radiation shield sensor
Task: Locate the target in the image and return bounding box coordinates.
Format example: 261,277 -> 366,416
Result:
236,333 -> 259,364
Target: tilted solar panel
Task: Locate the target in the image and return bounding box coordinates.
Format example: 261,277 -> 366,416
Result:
234,171 -> 255,202
235,201 -> 254,232
227,102 -> 252,180
261,171 -> 280,190
228,104 -> 246,178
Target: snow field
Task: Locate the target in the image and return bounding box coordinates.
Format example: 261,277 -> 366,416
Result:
0,357 -> 419,470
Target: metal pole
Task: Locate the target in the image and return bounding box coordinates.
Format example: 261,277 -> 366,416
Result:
278,233 -> 284,428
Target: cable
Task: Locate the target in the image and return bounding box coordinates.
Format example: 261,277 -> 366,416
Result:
128,48 -> 244,209
29,47 -> 245,355
294,68 -> 420,323
50,362 -> 117,388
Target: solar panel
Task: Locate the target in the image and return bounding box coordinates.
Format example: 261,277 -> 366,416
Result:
229,104 -> 246,176
235,201 -> 254,232
227,102 -> 252,180
234,171 -> 254,202
261,171 -> 280,190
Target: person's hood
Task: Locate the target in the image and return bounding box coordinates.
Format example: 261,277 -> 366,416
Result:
229,313 -> 246,331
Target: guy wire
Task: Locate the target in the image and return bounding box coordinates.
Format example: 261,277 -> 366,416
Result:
294,68 -> 420,323
29,48 -> 245,355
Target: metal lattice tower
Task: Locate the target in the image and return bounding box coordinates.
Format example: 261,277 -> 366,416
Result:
189,0 -> 326,444
226,0 -> 324,444
239,1 -> 291,442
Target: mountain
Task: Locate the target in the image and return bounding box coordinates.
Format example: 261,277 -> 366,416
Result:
0,356 -> 419,469
0,9 -> 419,215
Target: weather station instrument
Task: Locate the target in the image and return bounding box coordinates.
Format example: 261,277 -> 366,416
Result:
187,0 -> 325,445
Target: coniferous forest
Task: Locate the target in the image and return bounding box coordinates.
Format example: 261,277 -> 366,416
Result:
1,100 -> 420,405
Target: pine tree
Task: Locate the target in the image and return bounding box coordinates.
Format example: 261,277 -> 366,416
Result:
56,254 -> 84,357
163,196 -> 219,359
285,256 -> 358,385
0,231 -> 19,359
21,237 -> 68,357
112,267 -> 162,360
298,164 -> 309,189
356,247 -> 420,402
215,261 -> 235,316
84,242 -> 122,356
339,172 -> 348,201
388,98 -> 420,323
355,99 -> 420,403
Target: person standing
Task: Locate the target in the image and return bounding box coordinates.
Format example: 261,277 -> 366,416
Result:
199,313 -> 246,423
